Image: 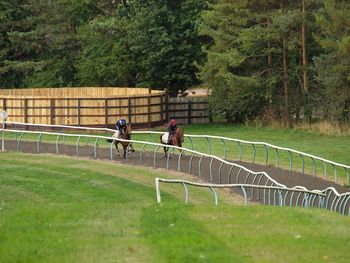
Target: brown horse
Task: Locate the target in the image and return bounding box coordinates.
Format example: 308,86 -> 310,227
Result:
160,127 -> 184,158
107,124 -> 135,158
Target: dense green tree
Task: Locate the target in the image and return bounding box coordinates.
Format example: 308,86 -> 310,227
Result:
125,0 -> 209,96
77,1 -> 135,86
198,0 -> 302,123
1,0 -> 349,126
313,0 -> 350,122
198,0 -> 325,124
21,0 -> 96,87
0,0 -> 33,88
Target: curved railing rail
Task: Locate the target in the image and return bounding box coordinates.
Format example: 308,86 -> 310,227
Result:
2,125 -> 350,216
3,128 -> 284,185
4,121 -> 350,185
155,178 -> 350,216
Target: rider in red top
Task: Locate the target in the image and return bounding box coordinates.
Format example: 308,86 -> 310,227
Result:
167,119 -> 177,144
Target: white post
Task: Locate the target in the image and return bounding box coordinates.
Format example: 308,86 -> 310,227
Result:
155,178 -> 161,203
1,119 -> 4,151
1,111 -> 8,152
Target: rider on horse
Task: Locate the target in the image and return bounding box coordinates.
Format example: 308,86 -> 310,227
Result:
167,119 -> 177,145
113,118 -> 127,139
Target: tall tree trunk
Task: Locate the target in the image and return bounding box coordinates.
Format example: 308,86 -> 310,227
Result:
301,0 -> 308,93
281,0 -> 290,126
301,0 -> 311,123
266,6 -> 273,115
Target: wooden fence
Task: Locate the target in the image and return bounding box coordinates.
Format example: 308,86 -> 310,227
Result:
0,87 -> 167,128
167,97 -> 211,124
0,87 -> 212,127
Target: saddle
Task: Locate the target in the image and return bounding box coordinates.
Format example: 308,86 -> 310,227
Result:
161,133 -> 172,145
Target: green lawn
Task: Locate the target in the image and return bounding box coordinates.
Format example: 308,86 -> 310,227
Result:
1,152 -> 350,262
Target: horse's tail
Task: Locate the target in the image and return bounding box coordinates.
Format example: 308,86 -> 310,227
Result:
106,139 -> 114,143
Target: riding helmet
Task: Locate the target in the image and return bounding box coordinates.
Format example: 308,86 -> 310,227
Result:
120,118 -> 126,126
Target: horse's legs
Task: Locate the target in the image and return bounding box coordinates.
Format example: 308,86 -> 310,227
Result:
122,144 -> 127,159
163,146 -> 167,158
115,142 -> 120,157
128,142 -> 135,153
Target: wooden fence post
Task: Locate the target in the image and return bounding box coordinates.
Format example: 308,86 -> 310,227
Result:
209,107 -> 213,123
104,99 -> 108,128
160,95 -> 164,125
165,94 -> 169,122
77,99 -> 81,126
2,99 -> 6,111
24,99 -> 28,128
50,99 -> 55,126
128,98 -> 132,124
188,100 -> 192,124
148,95 -> 151,128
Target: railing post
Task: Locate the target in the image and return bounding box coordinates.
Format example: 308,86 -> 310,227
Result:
182,182 -> 189,204
155,178 -> 161,203
210,186 -> 218,205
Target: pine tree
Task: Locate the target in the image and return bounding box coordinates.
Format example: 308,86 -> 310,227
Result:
314,0 -> 350,122
0,0 -> 33,87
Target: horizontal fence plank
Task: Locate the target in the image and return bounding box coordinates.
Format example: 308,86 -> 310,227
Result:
168,96 -> 211,125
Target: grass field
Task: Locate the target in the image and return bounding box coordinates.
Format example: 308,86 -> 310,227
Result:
1,152 -> 350,262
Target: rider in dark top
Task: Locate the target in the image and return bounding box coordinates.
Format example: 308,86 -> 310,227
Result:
167,119 -> 177,144
113,118 -> 135,152
113,118 -> 127,139
116,118 -> 127,133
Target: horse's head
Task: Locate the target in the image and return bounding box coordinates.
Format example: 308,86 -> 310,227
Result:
120,124 -> 132,139
125,124 -> 132,134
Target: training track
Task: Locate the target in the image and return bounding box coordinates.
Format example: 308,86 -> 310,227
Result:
4,140 -> 349,195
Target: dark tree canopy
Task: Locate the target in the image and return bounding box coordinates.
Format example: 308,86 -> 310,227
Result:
0,0 -> 349,124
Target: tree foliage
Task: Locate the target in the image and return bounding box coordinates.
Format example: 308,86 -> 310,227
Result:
0,0 -> 349,124
313,0 -> 350,121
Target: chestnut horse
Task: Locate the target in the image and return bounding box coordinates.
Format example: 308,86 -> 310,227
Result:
107,124 -> 135,158
160,127 -> 184,158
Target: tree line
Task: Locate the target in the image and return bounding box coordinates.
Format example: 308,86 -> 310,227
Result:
1,0 -> 349,124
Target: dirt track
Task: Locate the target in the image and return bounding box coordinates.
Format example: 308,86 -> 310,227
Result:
4,139 -> 349,194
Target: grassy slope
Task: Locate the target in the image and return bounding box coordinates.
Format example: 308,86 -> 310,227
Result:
183,124 -> 350,164
1,152 -> 350,262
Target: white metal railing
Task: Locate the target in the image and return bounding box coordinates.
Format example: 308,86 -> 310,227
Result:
2,125 -> 350,216
155,178 -> 350,216
5,121 -> 349,185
